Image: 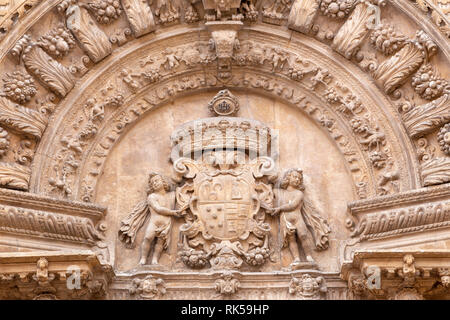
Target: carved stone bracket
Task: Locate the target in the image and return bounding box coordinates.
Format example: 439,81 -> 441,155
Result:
205,21 -> 242,79
341,250 -> 450,299
0,251 -> 113,299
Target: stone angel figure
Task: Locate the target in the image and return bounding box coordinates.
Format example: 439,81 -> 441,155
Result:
271,168 -> 331,267
119,172 -> 182,265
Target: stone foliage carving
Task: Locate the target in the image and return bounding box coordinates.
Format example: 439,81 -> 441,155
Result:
0,97 -> 48,139
332,1 -> 382,60
369,22 -> 407,56
289,274 -> 327,299
87,0 -> 123,24
58,0 -> 112,63
11,35 -> 76,98
0,161 -> 30,190
411,64 -> 448,100
121,0 -> 156,37
153,0 -> 180,24
421,157 -> 450,186
403,94 -> 450,139
288,0 -> 319,34
37,24 -> 76,58
372,30 -> 437,97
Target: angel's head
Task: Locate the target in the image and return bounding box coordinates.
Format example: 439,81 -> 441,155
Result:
147,172 -> 170,194
280,168 -> 304,190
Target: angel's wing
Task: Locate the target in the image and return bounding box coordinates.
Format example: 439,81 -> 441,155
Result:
118,200 -> 150,248
301,197 -> 331,251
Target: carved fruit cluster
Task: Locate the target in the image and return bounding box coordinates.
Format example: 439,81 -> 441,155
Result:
37,25 -> 76,58
319,0 -> 355,19
88,0 -> 123,24
243,247 -> 270,266
369,23 -> 407,56
437,123 -> 450,156
2,71 -> 37,104
184,4 -> 199,23
411,64 -> 448,100
179,248 -> 209,268
0,127 -> 10,157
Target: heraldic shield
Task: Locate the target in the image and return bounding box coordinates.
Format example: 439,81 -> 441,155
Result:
192,172 -> 260,241
174,153 -> 275,270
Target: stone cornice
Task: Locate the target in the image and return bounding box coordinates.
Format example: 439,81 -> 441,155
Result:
348,183 -> 450,214
0,188 -> 106,221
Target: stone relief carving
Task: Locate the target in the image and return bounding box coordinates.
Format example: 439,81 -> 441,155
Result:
287,0 -> 319,34
121,0 -> 156,37
58,0 -> 113,63
87,0 -> 123,24
372,30 -> 437,97
1,71 -> 37,104
271,169 -> 331,269
119,172 -> 181,265
288,274 -> 327,299
115,90 -> 333,270
215,271 -> 240,295
332,0 -> 383,60
37,24 -> 76,59
0,203 -> 104,244
129,275 -> 166,299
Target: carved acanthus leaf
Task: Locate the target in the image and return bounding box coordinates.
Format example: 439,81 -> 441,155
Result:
288,0 -> 319,34
0,162 -> 30,190
0,97 -> 48,139
62,4 -> 112,63
121,0 -> 156,37
332,1 -> 380,59
402,94 -> 450,139
23,46 -> 75,98
421,157 -> 450,186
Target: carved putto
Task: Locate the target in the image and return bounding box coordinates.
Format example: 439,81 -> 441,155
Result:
272,169 -> 331,269
119,172 -> 181,265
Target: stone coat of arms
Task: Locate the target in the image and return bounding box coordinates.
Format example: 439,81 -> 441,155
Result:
119,89 -> 331,270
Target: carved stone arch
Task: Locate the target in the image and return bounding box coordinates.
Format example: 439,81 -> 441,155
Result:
0,0 -> 449,300
28,28 -> 420,203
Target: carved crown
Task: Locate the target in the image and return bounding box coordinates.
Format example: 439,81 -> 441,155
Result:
170,117 -> 273,161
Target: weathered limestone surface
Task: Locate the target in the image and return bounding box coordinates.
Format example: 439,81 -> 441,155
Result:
0,0 -> 448,300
